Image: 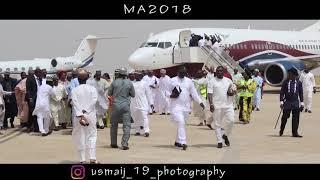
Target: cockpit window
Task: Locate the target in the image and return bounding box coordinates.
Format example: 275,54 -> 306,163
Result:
139,42 -> 146,48
144,42 -> 158,47
158,42 -> 165,49
165,42 -> 172,48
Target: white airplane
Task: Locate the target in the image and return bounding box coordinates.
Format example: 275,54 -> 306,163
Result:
0,35 -> 125,74
128,21 -> 320,86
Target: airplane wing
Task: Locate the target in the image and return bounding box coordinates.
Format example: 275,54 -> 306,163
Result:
246,54 -> 320,70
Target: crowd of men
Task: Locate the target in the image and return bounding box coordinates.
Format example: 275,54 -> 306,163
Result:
0,64 -> 317,163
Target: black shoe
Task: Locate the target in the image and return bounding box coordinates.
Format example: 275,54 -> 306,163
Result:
10,123 -> 15,128
140,126 -> 144,130
122,146 -> 129,150
135,132 -> 141,136
41,133 -> 47,137
61,123 -> 67,129
279,130 -> 283,136
160,113 -> 165,115
207,124 -> 213,130
46,131 -> 53,136
144,133 -> 150,137
182,144 -> 187,150
305,109 -> 308,112
174,142 -> 183,147
99,126 -> 105,129
197,123 -> 204,126
153,111 -> 156,113
204,120 -> 207,125
222,134 -> 230,146
308,110 -> 312,113
111,144 -> 118,148
167,113 -> 170,115
53,127 -> 60,131
293,134 -> 303,138
217,143 -> 223,148
256,108 -> 260,111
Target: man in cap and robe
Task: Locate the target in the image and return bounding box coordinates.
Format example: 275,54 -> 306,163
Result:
252,69 -> 264,111
32,76 -> 55,136
50,76 -> 67,131
192,70 -> 209,126
299,69 -> 316,113
108,67 -> 135,150
237,72 -> 256,124
142,70 -> 159,114
130,71 -> 154,137
158,69 -> 171,115
87,70 -> 109,129
71,69 -> 99,163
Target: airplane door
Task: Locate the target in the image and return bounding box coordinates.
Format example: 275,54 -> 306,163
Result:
179,30 -> 191,48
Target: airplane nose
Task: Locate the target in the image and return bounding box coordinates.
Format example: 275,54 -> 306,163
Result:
128,48 -> 154,70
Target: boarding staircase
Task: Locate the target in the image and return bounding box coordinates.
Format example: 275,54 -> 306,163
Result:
172,45 -> 246,74
201,46 -> 246,74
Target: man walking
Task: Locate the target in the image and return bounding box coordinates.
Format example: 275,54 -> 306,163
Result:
130,71 -> 153,137
32,76 -> 55,136
208,66 -> 235,148
237,72 -> 256,124
252,69 -> 264,111
169,66 -> 204,150
108,67 -> 135,150
87,71 -> 109,129
158,69 -> 171,115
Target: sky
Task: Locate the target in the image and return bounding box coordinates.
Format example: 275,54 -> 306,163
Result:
0,20 -> 318,75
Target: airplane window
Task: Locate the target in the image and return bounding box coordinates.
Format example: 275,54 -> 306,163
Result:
6,68 -> 10,71
14,68 -> 18,71
265,44 -> 268,49
304,45 -> 307,49
145,42 -> 158,47
21,67 -> 25,71
165,42 -> 172,48
270,44 -> 275,49
158,42 -> 165,49
306,45 -> 309,49
313,45 -> 316,49
298,45 -> 301,49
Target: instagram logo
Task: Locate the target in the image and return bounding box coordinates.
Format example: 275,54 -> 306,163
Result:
71,165 -> 85,179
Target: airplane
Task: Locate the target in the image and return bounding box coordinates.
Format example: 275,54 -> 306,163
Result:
0,35 -> 126,75
128,21 -> 320,87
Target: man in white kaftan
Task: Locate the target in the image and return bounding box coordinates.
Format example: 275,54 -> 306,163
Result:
130,71 -> 154,137
71,69 -> 99,163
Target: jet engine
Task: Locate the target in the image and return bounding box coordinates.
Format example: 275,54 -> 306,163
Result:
264,61 -> 304,87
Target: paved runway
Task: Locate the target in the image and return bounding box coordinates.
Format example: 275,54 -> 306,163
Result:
0,92 -> 319,164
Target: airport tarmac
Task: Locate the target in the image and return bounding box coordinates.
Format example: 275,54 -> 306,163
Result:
0,91 -> 319,164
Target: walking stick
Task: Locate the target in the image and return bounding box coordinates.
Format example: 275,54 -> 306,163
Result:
274,107 -> 283,129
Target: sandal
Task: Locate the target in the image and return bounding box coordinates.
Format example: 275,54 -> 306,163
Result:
89,160 -> 100,164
